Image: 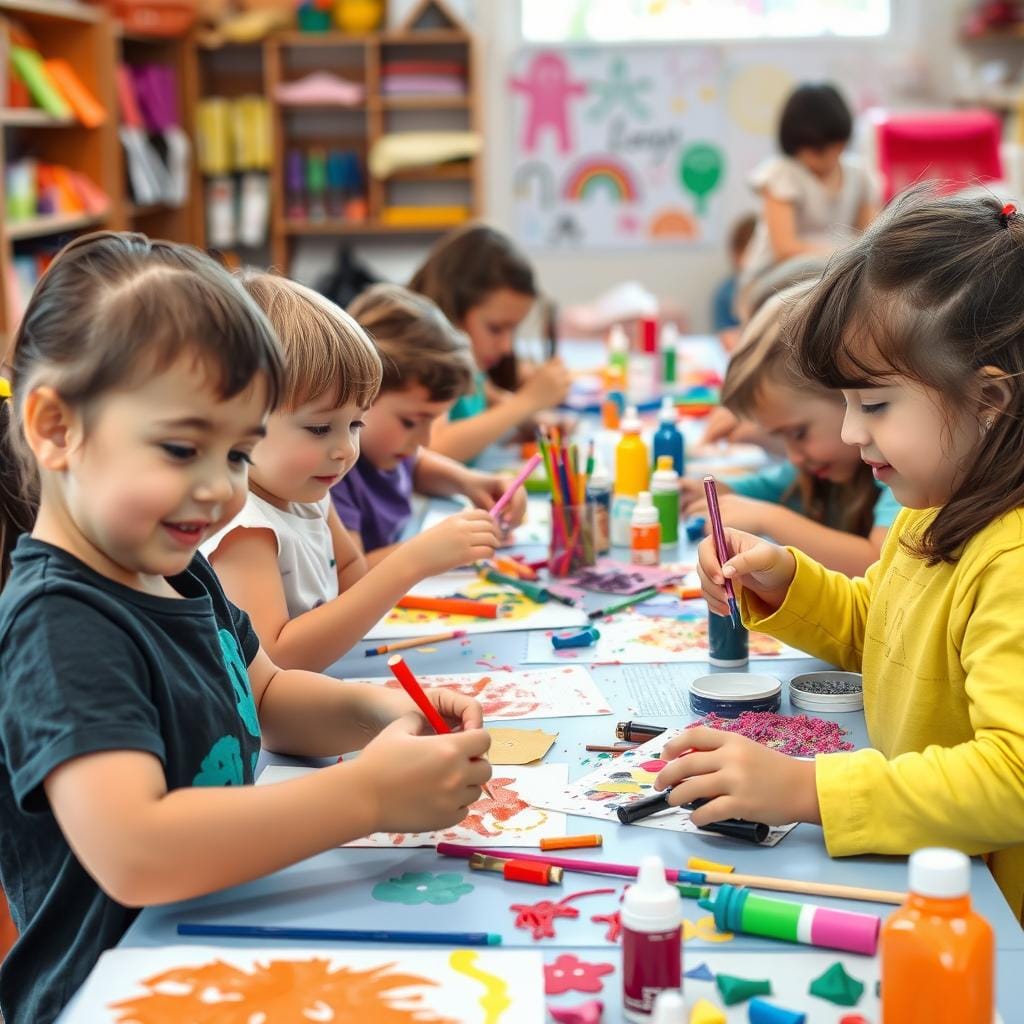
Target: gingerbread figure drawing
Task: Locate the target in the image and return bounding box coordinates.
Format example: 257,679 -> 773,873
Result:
511,52 -> 587,154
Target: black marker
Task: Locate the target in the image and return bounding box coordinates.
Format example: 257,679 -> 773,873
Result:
615,721 -> 667,742
616,790 -> 671,824
616,792 -> 770,844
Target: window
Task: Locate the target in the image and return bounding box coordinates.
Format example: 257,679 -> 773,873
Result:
521,0 -> 891,43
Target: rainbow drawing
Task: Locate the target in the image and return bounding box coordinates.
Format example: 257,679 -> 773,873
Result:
562,156 -> 639,203
649,207 -> 699,239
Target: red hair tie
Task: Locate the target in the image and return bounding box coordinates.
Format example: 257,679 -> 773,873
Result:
999,202 -> 1017,227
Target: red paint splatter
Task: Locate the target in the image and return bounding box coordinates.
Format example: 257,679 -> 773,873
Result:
590,910 -> 621,943
511,888 -> 616,941
544,954 -> 615,995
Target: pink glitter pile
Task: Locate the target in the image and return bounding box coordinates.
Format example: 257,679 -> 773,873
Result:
691,711 -> 854,756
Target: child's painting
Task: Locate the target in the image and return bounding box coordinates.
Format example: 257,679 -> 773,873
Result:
562,558 -> 686,595
66,946 -> 544,1024
529,729 -> 796,846
349,666 -> 612,721
365,571 -> 588,640
258,764 -> 569,848
525,608 -> 812,664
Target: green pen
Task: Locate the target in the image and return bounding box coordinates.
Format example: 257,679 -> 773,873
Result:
588,587 -> 660,620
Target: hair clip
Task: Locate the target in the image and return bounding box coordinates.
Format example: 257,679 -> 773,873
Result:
999,202 -> 1018,227
0,377 -> 10,401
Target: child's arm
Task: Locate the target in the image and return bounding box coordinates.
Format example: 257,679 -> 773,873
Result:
430,359 -> 570,463
413,449 -> 528,529
328,511 -> 368,592
762,193 -> 826,263
210,513 -> 502,672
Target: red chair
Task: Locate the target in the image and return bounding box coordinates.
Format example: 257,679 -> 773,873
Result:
874,109 -> 1003,202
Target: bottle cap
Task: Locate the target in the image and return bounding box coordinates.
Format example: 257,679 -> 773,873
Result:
650,988 -> 686,1022
636,490 -> 653,510
656,455 -> 674,471
621,854 -> 682,930
660,322 -> 680,349
659,396 -> 677,423
909,848 -> 970,899
621,405 -> 642,432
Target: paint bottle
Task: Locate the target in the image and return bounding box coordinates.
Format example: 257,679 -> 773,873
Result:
660,322 -> 679,386
630,491 -> 661,566
602,365 -> 626,430
622,854 -> 682,1021
615,406 -> 649,497
611,494 -> 636,548
651,396 -> 684,475
608,323 -> 629,378
700,884 -> 880,956
650,456 -> 679,548
635,316 -> 660,398
708,607 -> 748,668
586,461 -> 612,554
880,848 -> 993,1024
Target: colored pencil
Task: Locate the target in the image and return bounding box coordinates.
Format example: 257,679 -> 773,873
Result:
178,923 -> 502,946
490,453 -> 542,521
585,744 -> 637,753
364,629 -> 467,657
587,587 -> 660,620
388,655 -> 450,735
435,843 -> 905,905
703,475 -> 740,627
396,596 -> 499,618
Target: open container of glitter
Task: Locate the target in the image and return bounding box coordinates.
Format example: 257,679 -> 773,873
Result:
689,673 -> 781,718
789,671 -> 864,713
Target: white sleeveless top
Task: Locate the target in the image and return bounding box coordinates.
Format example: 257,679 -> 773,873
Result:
201,493 -> 339,619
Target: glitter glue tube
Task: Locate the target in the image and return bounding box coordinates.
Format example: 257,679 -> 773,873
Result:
622,855 -> 682,1021
699,884 -> 880,956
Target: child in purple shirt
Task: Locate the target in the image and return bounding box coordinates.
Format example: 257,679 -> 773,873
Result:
333,284 -> 527,564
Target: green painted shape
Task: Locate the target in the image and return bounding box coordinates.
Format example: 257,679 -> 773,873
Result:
716,973 -> 772,1006
680,142 -> 725,215
809,961 -> 865,1007
371,871 -> 475,906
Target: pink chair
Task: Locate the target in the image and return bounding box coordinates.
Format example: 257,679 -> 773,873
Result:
874,109 -> 1003,201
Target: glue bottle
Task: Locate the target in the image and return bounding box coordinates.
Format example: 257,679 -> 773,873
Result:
622,855 -> 682,1021
880,848 -> 993,1024
630,491 -> 661,566
612,406 -> 649,547
608,324 -> 629,378
586,461 -> 612,555
660,322 -> 679,386
650,456 -> 679,548
652,396 -> 684,476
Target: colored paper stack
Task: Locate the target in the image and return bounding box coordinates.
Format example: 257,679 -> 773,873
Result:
380,59 -> 467,97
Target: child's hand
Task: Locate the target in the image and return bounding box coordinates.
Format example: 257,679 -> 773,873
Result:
680,477 -> 732,505
354,684 -> 484,736
404,508 -> 502,576
684,493 -> 771,536
697,527 -> 795,616
519,358 -> 571,412
654,727 -> 821,826
461,470 -> 528,532
355,713 -> 493,833
425,686 -> 484,731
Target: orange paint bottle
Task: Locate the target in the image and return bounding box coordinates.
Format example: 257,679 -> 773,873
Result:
881,848 -> 994,1023
630,491 -> 661,566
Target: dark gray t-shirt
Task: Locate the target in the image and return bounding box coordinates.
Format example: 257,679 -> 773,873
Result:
0,537 -> 262,1024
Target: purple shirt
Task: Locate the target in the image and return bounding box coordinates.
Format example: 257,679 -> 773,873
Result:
331,454 -> 416,553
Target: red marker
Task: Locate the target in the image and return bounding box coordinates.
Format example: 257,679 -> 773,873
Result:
388,655 -> 450,734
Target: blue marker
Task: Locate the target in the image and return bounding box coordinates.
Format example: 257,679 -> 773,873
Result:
551,626 -> 601,650
178,923 -> 502,946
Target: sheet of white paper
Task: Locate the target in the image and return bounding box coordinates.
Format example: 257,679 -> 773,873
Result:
365,570 -> 587,640
529,731 -> 796,846
65,946 -> 545,1024
524,610 -> 812,664
258,763 -> 569,847
347,665 -> 611,720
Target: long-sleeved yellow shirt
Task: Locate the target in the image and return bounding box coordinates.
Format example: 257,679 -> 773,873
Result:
744,507 -> 1024,919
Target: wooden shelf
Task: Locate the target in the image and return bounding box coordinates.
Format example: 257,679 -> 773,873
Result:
275,31 -> 373,47
380,30 -> 469,43
0,108 -> 76,126
126,202 -> 180,218
0,0 -> 100,23
283,218 -> 461,236
387,161 -> 473,181
375,95 -> 469,109
6,211 -> 106,240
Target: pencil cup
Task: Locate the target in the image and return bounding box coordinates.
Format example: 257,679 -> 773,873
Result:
708,606 -> 749,668
548,502 -> 596,577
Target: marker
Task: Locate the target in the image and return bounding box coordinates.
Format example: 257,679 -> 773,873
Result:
616,793 -> 770,844
541,834 -> 603,851
479,567 -> 551,604
364,629 -> 467,657
396,596 -> 499,618
469,852 -> 563,886
616,791 -> 672,824
585,744 -> 636,754
178,923 -> 501,946
551,626 -> 600,650
703,475 -> 740,627
388,655 -> 450,735
490,453 -> 542,522
587,587 -> 660,621
615,720 -> 667,742
493,555 -> 537,581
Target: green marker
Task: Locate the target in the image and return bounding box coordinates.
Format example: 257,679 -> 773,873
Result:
480,567 -> 550,604
587,586 -> 660,620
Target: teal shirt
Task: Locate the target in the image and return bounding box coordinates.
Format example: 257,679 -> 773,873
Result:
730,460 -> 901,530
448,369 -> 487,422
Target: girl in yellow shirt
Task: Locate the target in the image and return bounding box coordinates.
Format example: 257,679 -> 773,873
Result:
659,188 -> 1024,918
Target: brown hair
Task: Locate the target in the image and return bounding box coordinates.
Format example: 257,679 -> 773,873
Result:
1,231 -> 284,585
729,213 -> 757,259
723,283 -> 881,537
408,223 -> 537,325
348,283 -> 474,402
788,186 -> 1024,563
238,270 -> 382,411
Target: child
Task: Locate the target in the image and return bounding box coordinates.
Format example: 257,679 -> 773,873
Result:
409,223 -> 571,462
333,283 -> 528,565
661,190 -> 1024,919
202,271 -> 504,672
711,212 -> 757,333
0,233 -> 491,1024
683,283 -> 899,576
741,82 -> 877,289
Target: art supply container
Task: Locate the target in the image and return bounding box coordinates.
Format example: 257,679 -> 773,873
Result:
789,671 -> 863,713
611,494 -> 637,547
700,884 -> 880,956
548,502 -> 596,577
689,673 -> 781,718
881,848 -> 993,1024
650,455 -> 679,547
622,855 -> 682,1021
630,491 -> 661,566
708,606 -> 748,667
652,396 -> 684,475
586,462 -> 612,554
660,323 -> 679,386
615,405 -> 649,498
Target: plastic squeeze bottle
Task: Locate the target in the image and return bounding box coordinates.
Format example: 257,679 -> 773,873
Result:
652,396 -> 684,475
586,461 -> 612,555
881,847 -> 994,1024
622,855 -> 682,1021
612,406 -> 649,547
630,491 -> 661,566
650,455 -> 680,547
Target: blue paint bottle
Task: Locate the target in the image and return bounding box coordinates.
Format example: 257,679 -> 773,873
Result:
652,396 -> 684,476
